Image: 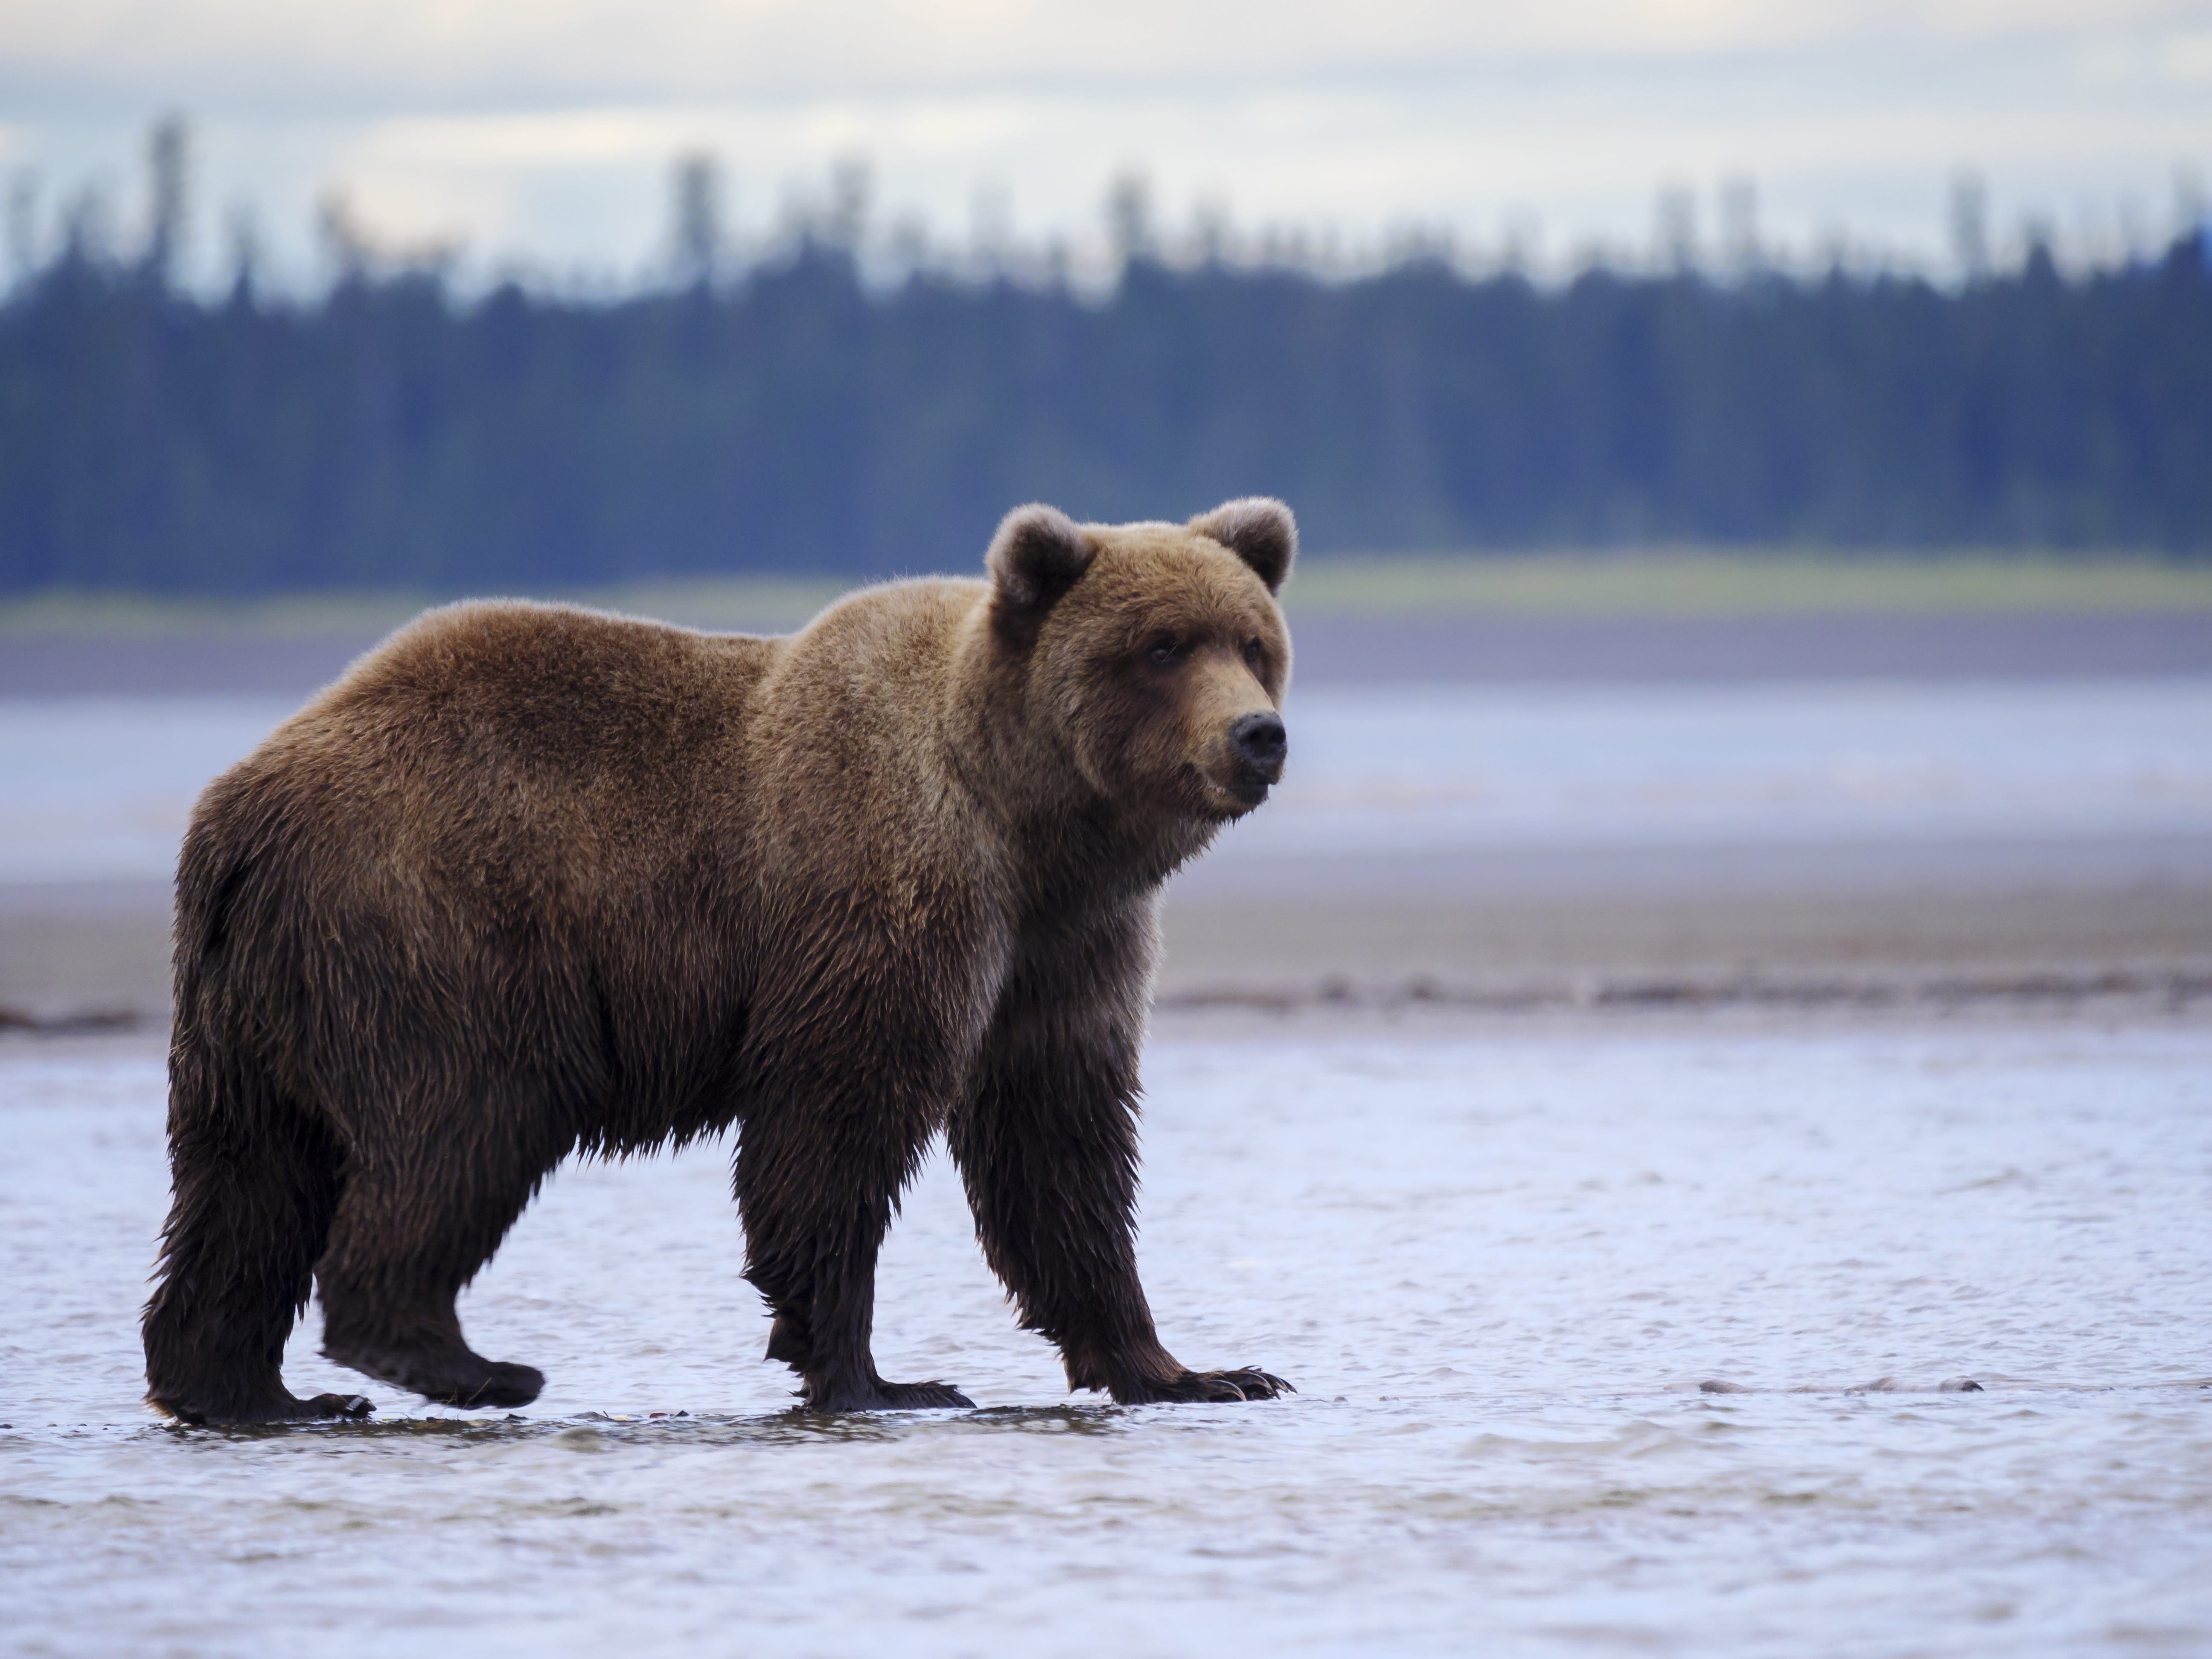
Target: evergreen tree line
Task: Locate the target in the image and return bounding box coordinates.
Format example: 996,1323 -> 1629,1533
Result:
3,233 -> 2209,594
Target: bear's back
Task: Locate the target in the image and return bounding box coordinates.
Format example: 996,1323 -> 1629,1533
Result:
303,600 -> 770,790
188,602 -> 785,914
317,599 -> 777,763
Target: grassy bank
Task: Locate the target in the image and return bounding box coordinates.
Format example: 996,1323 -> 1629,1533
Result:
0,578 -> 849,637
5,550 -> 2211,636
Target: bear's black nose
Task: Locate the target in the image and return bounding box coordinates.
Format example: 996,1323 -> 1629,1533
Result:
1230,712 -> 1287,776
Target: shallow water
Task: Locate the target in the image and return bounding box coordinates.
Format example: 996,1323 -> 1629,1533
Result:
5,1021 -> 2209,1655
1239,678 -> 2212,855
7,678 -> 2212,883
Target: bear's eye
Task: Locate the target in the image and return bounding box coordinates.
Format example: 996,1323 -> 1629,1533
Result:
1146,637 -> 1183,666
1243,639 -> 1264,670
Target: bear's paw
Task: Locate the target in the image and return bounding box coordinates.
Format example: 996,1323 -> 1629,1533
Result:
800,1375 -> 977,1414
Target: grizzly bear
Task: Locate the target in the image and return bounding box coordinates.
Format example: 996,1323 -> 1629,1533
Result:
142,498 -> 1297,1423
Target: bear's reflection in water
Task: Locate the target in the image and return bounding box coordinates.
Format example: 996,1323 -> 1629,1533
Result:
151,1402 -> 1135,1449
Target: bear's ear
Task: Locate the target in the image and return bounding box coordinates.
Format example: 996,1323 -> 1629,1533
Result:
1190,497 -> 1297,594
986,504 -> 1095,628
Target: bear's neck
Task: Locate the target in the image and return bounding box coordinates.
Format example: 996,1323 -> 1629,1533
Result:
1016,792 -> 1218,916
944,632 -> 1217,911
960,728 -> 1216,909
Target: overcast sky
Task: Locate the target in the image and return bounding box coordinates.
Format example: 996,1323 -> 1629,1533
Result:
4,0 -> 2209,291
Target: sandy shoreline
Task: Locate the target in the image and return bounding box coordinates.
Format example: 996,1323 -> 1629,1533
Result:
1155,883 -> 2212,995
8,873 -> 2208,1036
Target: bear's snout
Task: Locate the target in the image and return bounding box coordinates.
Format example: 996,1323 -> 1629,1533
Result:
1228,711 -> 1288,795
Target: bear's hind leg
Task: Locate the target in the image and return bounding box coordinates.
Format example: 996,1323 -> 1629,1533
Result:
143,1064 -> 372,1426
314,1128 -> 558,1411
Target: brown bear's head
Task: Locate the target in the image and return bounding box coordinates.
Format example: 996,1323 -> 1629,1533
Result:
985,497 -> 1295,824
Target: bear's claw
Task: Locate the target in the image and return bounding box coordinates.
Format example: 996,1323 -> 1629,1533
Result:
433,1362 -> 545,1411
1118,1366 -> 1294,1404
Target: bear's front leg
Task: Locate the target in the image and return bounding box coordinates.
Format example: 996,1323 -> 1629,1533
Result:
735,1095 -> 974,1413
949,1012 -> 1292,1406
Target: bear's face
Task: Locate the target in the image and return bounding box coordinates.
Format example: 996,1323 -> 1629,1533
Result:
987,499 -> 1295,822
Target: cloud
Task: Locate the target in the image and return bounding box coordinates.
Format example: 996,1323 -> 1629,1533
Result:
362,112 -> 701,168
6,0 -> 2204,288
2162,28 -> 2212,77
9,0 -> 2211,109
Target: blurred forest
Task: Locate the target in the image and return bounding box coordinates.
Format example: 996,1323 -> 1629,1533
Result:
3,224 -> 2209,593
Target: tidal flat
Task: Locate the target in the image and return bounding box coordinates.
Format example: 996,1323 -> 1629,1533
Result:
4,1019 -> 2209,1656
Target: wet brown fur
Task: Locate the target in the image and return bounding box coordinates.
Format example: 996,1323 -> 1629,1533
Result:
142,499 -> 1298,1423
